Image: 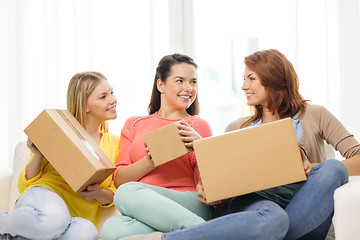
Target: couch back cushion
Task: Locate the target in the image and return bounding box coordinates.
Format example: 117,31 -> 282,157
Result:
9,141 -> 30,211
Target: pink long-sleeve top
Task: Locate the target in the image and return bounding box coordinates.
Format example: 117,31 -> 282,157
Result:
115,113 -> 213,192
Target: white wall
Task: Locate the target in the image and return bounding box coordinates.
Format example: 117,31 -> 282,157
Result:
0,0 -> 11,173
338,0 -> 360,140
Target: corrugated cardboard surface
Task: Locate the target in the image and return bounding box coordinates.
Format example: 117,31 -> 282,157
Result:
194,118 -> 306,204
24,109 -> 116,192
144,122 -> 192,167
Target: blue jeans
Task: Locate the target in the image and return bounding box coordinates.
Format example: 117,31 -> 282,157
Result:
284,159 -> 348,240
162,159 -> 348,240
0,187 -> 98,240
101,182 -> 213,240
163,195 -> 289,240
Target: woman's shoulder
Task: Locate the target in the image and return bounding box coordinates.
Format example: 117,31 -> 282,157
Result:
190,115 -> 210,125
186,115 -> 213,137
304,104 -> 328,113
303,104 -> 332,119
123,115 -> 154,128
225,116 -> 252,132
121,115 -> 158,139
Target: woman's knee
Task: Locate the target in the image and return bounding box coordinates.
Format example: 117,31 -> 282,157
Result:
250,200 -> 289,239
328,159 -> 349,183
101,215 -> 130,240
266,207 -> 290,240
28,207 -> 70,239
72,218 -> 98,240
244,204 -> 289,240
230,198 -> 289,240
114,182 -> 148,214
17,187 -> 71,239
315,159 -> 349,185
255,203 -> 289,240
56,217 -> 98,240
101,215 -> 155,240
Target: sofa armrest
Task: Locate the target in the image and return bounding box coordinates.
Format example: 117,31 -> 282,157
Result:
0,171 -> 12,211
333,176 -> 360,240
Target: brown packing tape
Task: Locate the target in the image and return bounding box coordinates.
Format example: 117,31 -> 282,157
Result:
56,109 -> 115,170
56,110 -> 109,168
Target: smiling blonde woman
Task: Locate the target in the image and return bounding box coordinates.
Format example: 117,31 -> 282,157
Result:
0,72 -> 120,239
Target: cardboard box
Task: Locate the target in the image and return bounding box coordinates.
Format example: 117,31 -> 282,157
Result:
193,118 -> 306,204
144,122 -> 192,167
24,109 -> 116,192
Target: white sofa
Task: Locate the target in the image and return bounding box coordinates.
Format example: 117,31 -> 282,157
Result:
0,141 -> 359,239
333,175 -> 360,240
0,141 -> 120,240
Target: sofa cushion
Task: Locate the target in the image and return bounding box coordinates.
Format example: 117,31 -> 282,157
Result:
0,172 -> 12,211
9,141 -> 30,211
333,176 -> 360,240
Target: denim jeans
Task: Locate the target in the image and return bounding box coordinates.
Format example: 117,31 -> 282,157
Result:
162,159 -> 348,240
101,182 -> 213,240
284,159 -> 348,240
162,195 -> 289,240
0,187 -> 98,240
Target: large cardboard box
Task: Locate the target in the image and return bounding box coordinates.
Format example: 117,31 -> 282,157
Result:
24,109 -> 116,192
193,118 -> 306,204
144,122 -> 192,167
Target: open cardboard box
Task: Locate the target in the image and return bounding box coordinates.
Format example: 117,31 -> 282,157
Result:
24,109 -> 116,192
144,122 -> 192,167
193,118 -> 306,204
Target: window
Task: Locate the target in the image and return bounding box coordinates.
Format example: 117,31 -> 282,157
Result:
193,0 -> 340,134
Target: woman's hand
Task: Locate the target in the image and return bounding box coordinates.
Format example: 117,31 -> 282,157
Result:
25,138 -> 44,180
178,119 -> 202,149
144,144 -> 155,168
26,138 -> 43,159
299,148 -> 311,175
196,178 -> 222,206
196,178 -> 207,204
78,184 -> 114,205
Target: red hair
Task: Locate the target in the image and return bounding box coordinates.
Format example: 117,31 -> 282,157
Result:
243,49 -> 308,127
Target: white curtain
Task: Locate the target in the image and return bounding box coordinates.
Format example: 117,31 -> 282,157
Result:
1,0 -> 170,171
192,0 -> 360,141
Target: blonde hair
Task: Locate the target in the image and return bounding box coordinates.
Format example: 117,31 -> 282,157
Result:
67,71 -> 109,132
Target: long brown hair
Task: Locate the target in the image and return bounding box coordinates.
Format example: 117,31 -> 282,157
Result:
148,53 -> 200,115
243,49 -> 308,127
67,71 -> 109,131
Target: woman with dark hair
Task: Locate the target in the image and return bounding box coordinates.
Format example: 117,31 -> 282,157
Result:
101,54 -> 213,240
119,49 -> 358,240
148,54 -> 200,116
